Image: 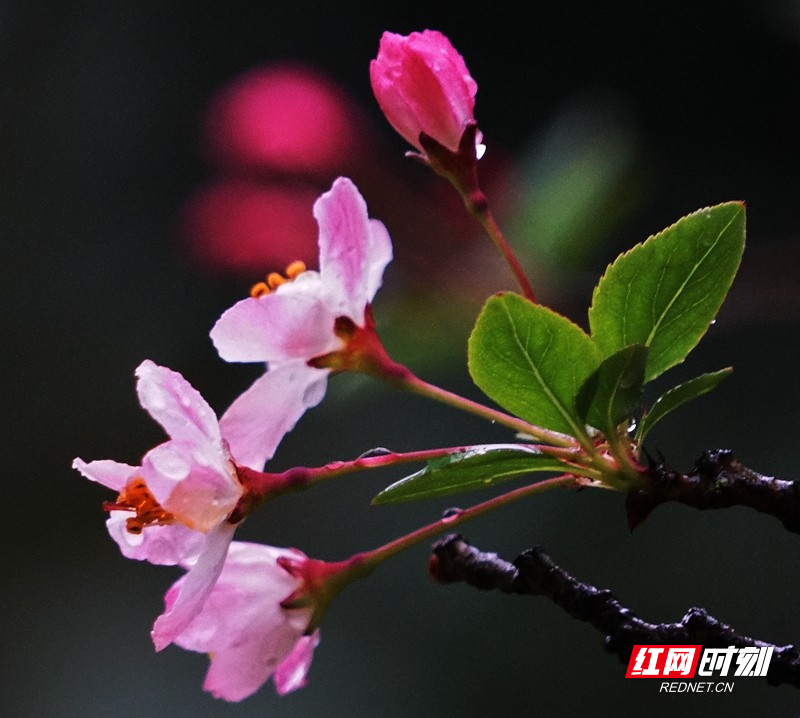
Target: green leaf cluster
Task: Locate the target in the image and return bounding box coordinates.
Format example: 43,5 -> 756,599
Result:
377,202 -> 745,504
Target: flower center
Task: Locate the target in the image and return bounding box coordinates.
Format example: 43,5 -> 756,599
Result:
250,260 -> 307,298
103,478 -> 175,534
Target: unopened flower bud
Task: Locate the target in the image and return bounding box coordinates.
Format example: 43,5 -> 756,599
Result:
370,30 -> 481,158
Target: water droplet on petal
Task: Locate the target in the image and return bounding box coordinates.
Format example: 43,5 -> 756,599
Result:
151,451 -> 190,481
192,449 -> 211,467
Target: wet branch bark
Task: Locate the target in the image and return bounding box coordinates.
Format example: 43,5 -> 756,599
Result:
429,533 -> 800,688
626,449 -> 800,534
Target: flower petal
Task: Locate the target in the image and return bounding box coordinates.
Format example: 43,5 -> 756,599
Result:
72,458 -> 137,492
169,541 -> 313,702
151,520 -> 237,651
316,177 -> 392,318
105,512 -> 205,565
202,628 -> 303,702
140,441 -> 241,531
362,218 -> 393,305
135,360 -> 223,448
219,364 -> 329,471
170,542 -> 306,650
210,286 -> 340,364
405,30 -> 477,143
273,631 -> 320,695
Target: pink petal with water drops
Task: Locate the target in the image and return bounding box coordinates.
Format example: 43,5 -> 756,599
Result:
220,363 -> 328,471
316,177 -> 392,317
210,284 -> 340,365
151,520 -> 237,651
167,542 -> 315,701
136,360 -> 223,448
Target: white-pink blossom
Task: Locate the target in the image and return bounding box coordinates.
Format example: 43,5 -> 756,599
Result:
73,359 -> 313,649
209,176 -> 392,393
166,541 -> 320,702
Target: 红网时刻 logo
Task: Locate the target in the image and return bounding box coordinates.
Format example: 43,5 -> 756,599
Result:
625,645 -> 773,692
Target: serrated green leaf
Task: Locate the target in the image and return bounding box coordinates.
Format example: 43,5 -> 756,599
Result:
576,344 -> 648,435
637,368 -> 733,442
468,293 -> 601,437
589,202 -> 745,381
372,445 -> 566,504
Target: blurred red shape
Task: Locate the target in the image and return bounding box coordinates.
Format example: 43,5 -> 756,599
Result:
203,63 -> 359,178
180,180 -> 320,275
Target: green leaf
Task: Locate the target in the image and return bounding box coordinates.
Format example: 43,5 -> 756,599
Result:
576,344 -> 648,435
588,202 -> 745,381
637,368 -> 733,442
468,293 -> 601,437
372,445 -> 566,504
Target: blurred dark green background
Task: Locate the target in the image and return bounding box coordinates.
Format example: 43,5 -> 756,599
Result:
3,1 -> 800,716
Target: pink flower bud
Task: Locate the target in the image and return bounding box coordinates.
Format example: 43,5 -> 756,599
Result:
370,30 -> 479,156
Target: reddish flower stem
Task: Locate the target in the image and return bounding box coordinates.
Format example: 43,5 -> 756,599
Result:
398,372 -> 577,448
464,190 -> 537,303
312,313 -> 574,447
281,473 -> 580,632
325,474 -> 579,592
418,125 -> 537,303
233,442 -> 587,521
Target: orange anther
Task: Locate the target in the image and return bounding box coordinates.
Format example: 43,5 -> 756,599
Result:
247,260 -> 307,300
285,260 -> 307,279
267,272 -> 287,289
250,281 -> 270,298
104,477 -> 175,534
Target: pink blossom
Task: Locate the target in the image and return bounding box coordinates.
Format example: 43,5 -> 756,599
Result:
166,541 -> 320,702
73,359 -> 313,649
370,30 -> 480,156
210,176 -> 392,386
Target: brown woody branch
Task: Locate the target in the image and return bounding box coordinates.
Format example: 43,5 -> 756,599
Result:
429,533 -> 800,688
626,449 -> 800,533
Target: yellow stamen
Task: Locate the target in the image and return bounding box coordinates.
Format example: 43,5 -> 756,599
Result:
248,259 -> 308,299
250,281 -> 270,298
285,260 -> 307,279
267,272 -> 287,289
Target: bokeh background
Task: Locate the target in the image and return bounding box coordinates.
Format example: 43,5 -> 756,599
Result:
3,1 -> 800,716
